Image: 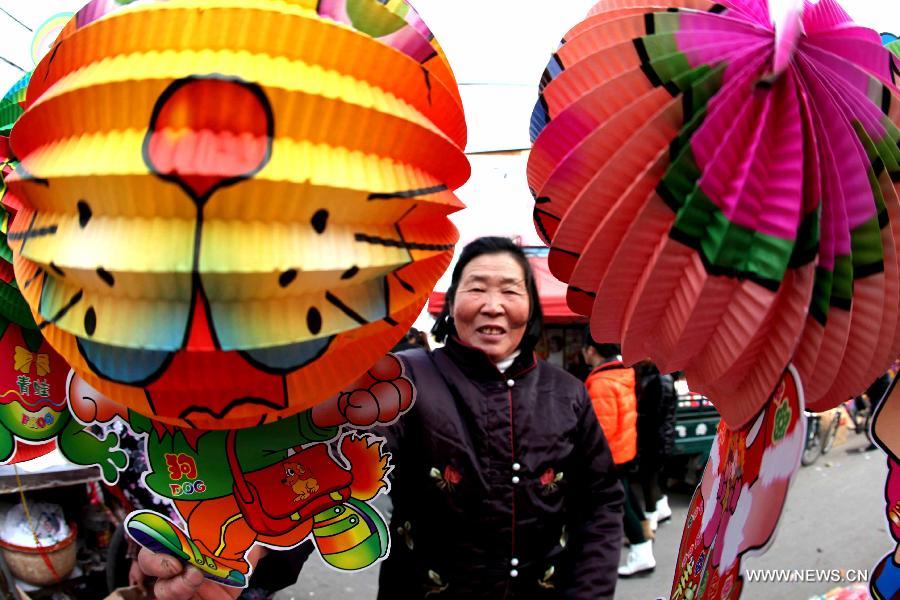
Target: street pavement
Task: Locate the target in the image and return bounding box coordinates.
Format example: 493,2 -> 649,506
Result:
275,432 -> 890,600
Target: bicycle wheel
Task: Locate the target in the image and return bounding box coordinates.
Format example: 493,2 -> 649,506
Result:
864,408 -> 875,446
801,417 -> 823,466
822,413 -> 840,455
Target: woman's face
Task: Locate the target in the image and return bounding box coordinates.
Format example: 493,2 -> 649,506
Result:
451,252 -> 531,362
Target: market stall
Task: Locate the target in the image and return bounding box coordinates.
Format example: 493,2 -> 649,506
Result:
0,456 -> 117,599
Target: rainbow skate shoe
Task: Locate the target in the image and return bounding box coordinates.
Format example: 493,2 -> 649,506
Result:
125,510 -> 247,588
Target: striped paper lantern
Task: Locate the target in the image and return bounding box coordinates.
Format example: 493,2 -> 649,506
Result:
6,0 -> 469,429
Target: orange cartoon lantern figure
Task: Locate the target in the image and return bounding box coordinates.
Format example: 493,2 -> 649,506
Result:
69,354 -> 414,586
5,0 -> 468,429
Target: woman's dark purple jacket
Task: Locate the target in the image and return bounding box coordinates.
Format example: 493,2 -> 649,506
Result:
376,336 -> 624,599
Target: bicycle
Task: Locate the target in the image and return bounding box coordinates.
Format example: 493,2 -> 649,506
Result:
836,396 -> 881,454
841,397 -> 873,442
801,410 -> 840,467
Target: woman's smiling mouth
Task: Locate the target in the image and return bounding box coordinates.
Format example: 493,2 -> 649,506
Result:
476,325 -> 507,336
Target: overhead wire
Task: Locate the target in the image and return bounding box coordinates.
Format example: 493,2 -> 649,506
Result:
0,56 -> 24,73
0,6 -> 32,32
0,6 -> 30,73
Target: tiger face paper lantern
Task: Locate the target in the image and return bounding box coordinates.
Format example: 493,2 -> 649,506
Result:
6,0 -> 469,429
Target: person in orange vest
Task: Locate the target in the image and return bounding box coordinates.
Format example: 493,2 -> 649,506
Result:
582,334 -> 655,577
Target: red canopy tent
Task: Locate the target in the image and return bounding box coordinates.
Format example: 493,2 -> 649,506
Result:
427,248 -> 587,325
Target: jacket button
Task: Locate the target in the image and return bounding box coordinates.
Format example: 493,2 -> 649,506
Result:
511,476 -> 520,484
512,462 -> 521,472
510,558 -> 519,567
506,379 -> 515,388
510,569 -> 519,578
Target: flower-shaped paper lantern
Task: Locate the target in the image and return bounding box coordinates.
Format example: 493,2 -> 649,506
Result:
6,0 -> 468,429
528,0 -> 900,428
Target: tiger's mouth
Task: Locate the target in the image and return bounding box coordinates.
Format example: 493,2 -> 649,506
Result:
77,334 -> 337,387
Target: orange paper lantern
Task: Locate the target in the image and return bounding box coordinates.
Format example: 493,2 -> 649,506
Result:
6,0 -> 469,429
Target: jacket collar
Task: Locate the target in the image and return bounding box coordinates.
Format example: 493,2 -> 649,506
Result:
590,357 -> 626,376
441,335 -> 537,383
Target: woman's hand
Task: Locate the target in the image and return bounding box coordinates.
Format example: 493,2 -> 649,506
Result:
136,548 -> 243,600
128,556 -> 148,590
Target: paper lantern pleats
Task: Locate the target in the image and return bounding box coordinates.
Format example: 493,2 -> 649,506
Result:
1,101 -> 39,333
528,0 -> 900,428
6,0 -> 469,429
0,74 -> 29,138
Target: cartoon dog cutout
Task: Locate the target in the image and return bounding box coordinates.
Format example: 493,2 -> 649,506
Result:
282,456 -> 320,502
67,354 -> 413,588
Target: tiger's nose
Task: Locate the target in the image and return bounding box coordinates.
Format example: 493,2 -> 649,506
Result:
143,76 -> 273,205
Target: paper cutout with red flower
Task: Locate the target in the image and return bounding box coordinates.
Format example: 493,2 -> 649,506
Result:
672,366 -> 805,600
870,376 -> 900,600
66,354 -> 414,588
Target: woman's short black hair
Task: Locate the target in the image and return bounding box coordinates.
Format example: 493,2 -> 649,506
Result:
581,326 -> 620,359
432,236 -> 543,351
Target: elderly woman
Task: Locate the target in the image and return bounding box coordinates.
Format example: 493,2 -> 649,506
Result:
137,236 -> 623,599
378,236 -> 624,598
